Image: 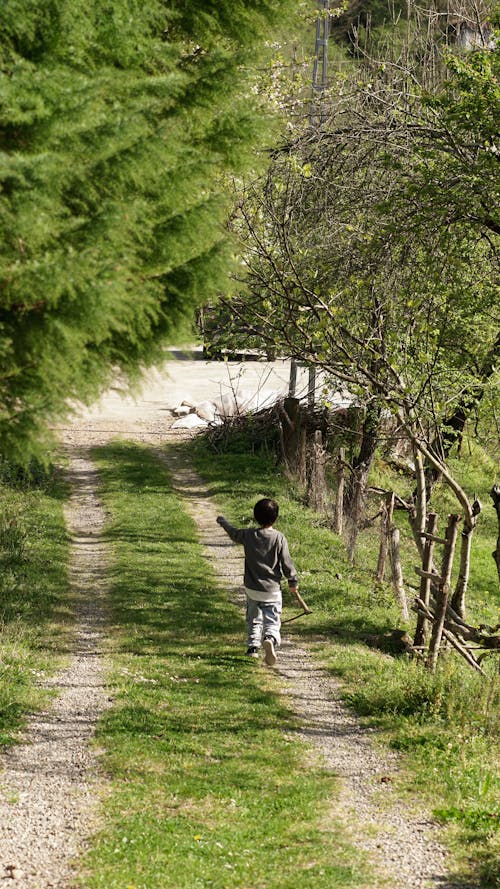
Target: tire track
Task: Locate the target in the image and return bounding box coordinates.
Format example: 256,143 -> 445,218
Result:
0,451 -> 110,888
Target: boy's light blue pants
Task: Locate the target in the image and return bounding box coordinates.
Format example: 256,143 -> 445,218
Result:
246,598 -> 281,648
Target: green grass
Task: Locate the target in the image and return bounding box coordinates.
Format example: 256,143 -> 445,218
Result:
189,438 -> 500,888
0,461 -> 70,746
84,441 -> 367,889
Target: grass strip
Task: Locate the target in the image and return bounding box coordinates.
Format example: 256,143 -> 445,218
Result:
189,442 -> 500,888
0,462 -> 69,747
84,441 -> 366,889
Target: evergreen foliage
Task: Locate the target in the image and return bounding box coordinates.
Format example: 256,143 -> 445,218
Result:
0,0 -> 296,460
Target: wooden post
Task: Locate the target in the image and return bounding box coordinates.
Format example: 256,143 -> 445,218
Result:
307,430 -> 327,512
289,360 -> 298,398
308,366 -> 316,407
451,523 -> 473,619
280,397 -> 306,484
389,526 -> 409,621
387,491 -> 395,527
376,500 -> 387,581
376,491 -> 394,582
412,445 -> 427,558
333,447 -> 345,535
427,514 -> 461,672
413,512 -> 438,650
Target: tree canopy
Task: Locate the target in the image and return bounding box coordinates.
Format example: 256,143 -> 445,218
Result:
228,41 -> 499,459
212,28 -> 499,585
0,0 -> 298,460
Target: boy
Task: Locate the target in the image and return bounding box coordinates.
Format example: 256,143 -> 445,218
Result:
216,498 -> 299,666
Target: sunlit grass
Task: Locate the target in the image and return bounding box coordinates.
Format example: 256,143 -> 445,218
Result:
0,464 -> 69,746
84,441 -> 368,889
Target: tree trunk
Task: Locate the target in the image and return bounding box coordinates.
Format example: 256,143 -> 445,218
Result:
345,402 -> 381,510
344,402 -> 381,562
280,397 -> 306,484
307,430 -> 327,512
398,410 -> 477,534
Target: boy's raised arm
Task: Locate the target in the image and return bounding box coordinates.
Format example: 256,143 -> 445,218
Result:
216,515 -> 246,544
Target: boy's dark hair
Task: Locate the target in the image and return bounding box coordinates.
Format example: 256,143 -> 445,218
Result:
254,498 -> 279,526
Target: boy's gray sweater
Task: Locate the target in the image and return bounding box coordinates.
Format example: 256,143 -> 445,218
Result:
217,517 -> 298,594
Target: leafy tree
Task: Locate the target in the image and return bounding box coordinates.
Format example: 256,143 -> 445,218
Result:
222,41 -> 499,607
0,0 -> 298,461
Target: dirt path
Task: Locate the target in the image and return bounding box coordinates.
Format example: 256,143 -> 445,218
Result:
0,451 -> 110,888
0,356 -> 479,887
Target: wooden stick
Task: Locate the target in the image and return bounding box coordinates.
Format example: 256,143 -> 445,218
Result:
414,598 -> 486,675
291,589 -> 312,614
282,610 -> 312,625
414,512 -> 438,649
420,531 -> 448,545
333,447 -> 345,535
414,568 -> 442,581
376,491 -> 394,582
427,513 -> 461,671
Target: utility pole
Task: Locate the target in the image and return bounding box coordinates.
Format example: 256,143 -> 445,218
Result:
308,1 -> 332,402
289,1 -> 331,402
310,0 -> 330,125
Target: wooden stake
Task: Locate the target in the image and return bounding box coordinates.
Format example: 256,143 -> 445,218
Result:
308,365 -> 316,407
389,525 -> 409,621
414,512 -> 438,650
333,447 -> 345,535
289,359 -> 298,398
376,491 -> 394,582
376,499 -> 387,581
427,514 -> 461,672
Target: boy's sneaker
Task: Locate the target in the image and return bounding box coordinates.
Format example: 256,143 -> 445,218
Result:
246,646 -> 259,658
263,637 -> 277,666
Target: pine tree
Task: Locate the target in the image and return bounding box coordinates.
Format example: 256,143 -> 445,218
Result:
0,0 -> 297,460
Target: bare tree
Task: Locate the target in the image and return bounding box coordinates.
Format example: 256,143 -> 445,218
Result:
222,37 -> 499,607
